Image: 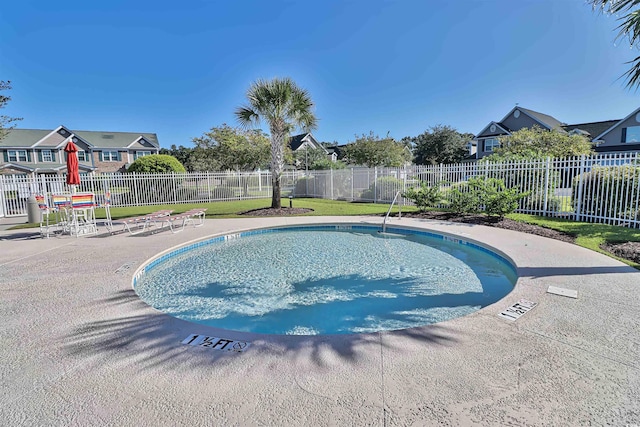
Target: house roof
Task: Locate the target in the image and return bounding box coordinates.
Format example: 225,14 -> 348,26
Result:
0,162 -> 95,173
0,129 -> 51,148
476,121 -> 511,138
515,107 -> 566,131
288,133 -> 328,153
562,120 -> 620,139
592,106 -> 640,141
0,127 -> 159,149
74,130 -> 159,149
595,142 -> 640,153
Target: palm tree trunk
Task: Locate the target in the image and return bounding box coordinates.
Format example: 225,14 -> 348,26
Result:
270,130 -> 285,208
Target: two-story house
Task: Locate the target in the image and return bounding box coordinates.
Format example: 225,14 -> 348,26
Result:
288,133 -> 336,162
473,106 -> 640,159
0,125 -> 160,175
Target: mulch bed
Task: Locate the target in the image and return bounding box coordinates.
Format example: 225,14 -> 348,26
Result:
240,208 -> 640,265
241,207 -> 314,216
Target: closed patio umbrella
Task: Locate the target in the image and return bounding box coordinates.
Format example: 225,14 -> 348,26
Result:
64,139 -> 81,191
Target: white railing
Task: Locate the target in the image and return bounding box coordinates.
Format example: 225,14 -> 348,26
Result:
2,152 -> 640,228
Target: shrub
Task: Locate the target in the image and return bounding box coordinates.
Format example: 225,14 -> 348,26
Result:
294,176 -> 314,196
360,176 -> 403,202
402,182 -> 443,211
127,154 -> 186,173
449,177 -> 528,218
572,165 -> 640,220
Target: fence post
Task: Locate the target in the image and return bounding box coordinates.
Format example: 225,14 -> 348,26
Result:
133,172 -> 140,206
172,172 -> 177,204
330,168 -> 334,200
374,167 -> 378,203
351,168 -> 354,201
575,155 -> 586,222
543,156 -> 550,215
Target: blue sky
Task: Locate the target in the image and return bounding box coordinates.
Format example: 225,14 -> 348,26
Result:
1,0 -> 639,148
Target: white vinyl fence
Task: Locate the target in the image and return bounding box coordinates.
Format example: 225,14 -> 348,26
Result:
2,152 -> 640,228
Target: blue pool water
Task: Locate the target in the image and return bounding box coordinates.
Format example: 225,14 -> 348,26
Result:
134,225 -> 517,335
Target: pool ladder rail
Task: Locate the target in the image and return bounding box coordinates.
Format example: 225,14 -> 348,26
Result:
382,191 -> 402,233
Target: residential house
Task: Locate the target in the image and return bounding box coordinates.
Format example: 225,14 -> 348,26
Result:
0,125 -> 160,175
474,106 -> 566,159
288,133 -> 335,162
472,105 -> 640,159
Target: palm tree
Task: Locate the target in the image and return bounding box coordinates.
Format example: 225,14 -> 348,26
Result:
236,78 -> 317,208
590,0 -> 640,88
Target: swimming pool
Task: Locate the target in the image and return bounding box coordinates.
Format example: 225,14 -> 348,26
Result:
133,224 -> 518,335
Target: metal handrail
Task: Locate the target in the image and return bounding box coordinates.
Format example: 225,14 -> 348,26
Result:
382,191 -> 402,233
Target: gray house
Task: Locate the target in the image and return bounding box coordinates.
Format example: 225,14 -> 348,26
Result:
288,133 -> 335,161
0,125 -> 160,175
473,106 -> 640,159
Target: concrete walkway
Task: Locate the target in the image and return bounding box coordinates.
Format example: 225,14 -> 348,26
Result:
0,216 -> 638,426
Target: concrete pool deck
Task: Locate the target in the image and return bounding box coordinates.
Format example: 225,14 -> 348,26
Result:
1,215 -> 639,425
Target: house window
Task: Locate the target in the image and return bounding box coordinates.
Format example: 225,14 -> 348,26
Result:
8,150 -> 28,162
102,151 -> 119,161
623,126 -> 640,143
135,151 -> 151,160
41,150 -> 53,162
77,150 -> 88,161
483,138 -> 500,152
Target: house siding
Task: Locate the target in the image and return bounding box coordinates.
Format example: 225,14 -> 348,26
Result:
92,151 -> 128,173
502,112 -> 541,132
37,132 -> 67,147
599,114 -> 640,148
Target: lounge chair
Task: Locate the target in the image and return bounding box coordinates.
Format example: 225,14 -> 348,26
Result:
156,208 -> 207,233
116,210 -> 173,235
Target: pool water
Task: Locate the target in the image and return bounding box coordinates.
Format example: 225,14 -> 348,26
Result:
134,227 -> 517,335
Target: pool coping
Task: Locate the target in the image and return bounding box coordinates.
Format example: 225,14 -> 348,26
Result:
1,215 -> 639,425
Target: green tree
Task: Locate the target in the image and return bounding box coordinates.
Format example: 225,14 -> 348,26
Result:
188,146 -> 221,172
486,126 -> 593,160
193,124 -> 270,171
0,81 -> 22,141
590,0 -> 640,88
236,77 -> 317,208
292,146 -> 327,170
309,158 -> 347,170
127,154 -> 186,173
341,132 -> 411,167
160,145 -> 193,171
408,125 -> 471,165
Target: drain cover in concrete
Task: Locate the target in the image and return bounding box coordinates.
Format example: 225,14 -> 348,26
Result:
547,286 -> 578,299
182,334 -> 250,352
498,299 -> 538,321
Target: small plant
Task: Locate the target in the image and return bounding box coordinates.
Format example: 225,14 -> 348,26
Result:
402,182 -> 443,212
449,177 -> 529,218
449,188 -> 481,214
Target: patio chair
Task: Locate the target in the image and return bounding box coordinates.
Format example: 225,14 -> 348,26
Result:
116,210 -> 173,235
157,208 -> 207,233
35,194 -> 55,238
51,193 -> 72,232
69,193 -> 98,237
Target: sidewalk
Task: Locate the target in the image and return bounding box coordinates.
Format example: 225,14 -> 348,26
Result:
0,215 -> 28,231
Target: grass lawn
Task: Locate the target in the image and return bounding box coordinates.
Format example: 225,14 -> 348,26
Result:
508,213 -> 640,269
94,198 -> 414,219
9,198 -> 640,268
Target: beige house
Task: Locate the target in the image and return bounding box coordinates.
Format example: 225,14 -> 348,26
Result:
0,125 -> 160,175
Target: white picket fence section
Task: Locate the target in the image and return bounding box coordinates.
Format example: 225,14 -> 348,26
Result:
2,152 -> 640,228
